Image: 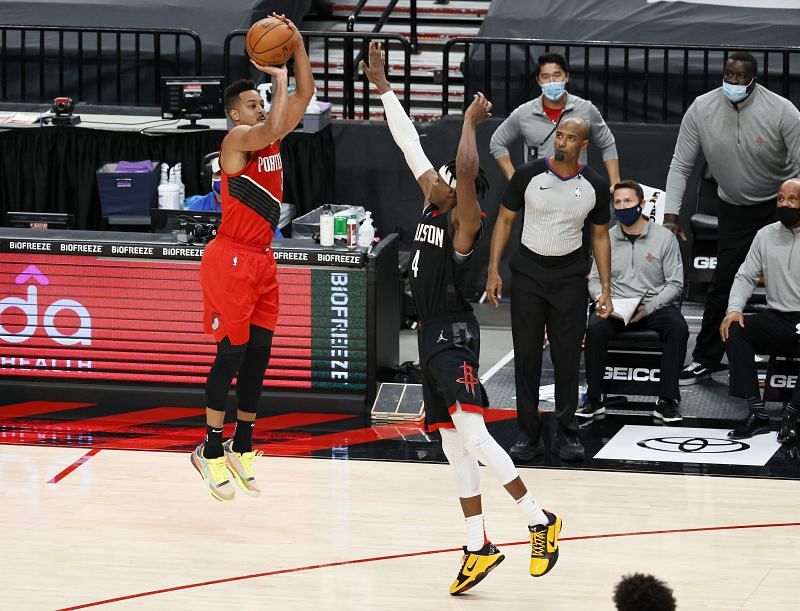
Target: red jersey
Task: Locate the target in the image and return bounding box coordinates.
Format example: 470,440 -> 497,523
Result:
217,137 -> 283,248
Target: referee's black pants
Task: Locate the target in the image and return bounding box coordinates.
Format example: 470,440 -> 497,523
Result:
725,309 -> 800,405
693,198 -> 776,369
584,305 -> 689,402
510,246 -> 587,443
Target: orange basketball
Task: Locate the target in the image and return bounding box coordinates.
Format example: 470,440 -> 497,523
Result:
245,17 -> 295,67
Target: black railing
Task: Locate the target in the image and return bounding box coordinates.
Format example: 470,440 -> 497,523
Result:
442,37 -> 800,122
224,30 -> 412,120
347,0 -> 418,54
0,25 -> 202,107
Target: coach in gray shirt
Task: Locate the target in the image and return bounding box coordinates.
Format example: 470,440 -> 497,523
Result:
486,116 -> 612,463
580,180 -> 689,424
721,178 -> 800,443
490,53 -> 620,186
664,51 -> 800,386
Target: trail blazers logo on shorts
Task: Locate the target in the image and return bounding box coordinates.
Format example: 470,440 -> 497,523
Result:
457,362 -> 479,396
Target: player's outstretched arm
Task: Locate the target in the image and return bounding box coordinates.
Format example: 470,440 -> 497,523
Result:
272,13 -> 314,138
452,92 -> 492,255
360,40 -> 436,202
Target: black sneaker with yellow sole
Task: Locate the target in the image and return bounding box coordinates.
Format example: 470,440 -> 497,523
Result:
449,542 -> 505,595
530,510 -> 562,577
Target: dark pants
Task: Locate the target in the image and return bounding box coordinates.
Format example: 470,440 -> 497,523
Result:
725,309 -> 800,404
510,247 -> 588,442
584,305 -> 689,401
693,198 -> 777,368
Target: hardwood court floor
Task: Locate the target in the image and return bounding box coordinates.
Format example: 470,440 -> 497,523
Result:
3,443 -> 800,610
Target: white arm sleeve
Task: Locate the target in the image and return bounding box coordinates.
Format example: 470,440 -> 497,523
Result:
379,90 -> 434,179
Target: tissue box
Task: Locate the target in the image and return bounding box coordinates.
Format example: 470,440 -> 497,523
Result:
298,101 -> 332,133
96,161 -> 159,217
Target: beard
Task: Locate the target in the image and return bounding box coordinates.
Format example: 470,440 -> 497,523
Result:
554,150 -> 566,161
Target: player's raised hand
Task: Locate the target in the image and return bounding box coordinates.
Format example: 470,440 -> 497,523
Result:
359,41 -> 391,94
250,60 -> 288,82
465,92 -> 493,125
270,12 -> 304,49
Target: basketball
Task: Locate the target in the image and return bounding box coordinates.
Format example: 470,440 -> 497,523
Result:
245,17 -> 295,67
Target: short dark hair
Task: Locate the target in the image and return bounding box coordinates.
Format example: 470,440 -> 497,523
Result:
443,159 -> 490,200
224,79 -> 257,114
727,51 -> 758,76
613,180 -> 645,202
536,53 -> 569,78
613,573 -> 676,611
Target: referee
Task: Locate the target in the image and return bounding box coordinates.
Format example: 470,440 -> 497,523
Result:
486,117 -> 613,462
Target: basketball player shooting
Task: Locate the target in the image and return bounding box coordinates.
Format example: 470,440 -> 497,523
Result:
360,40 -> 563,595
191,13 -> 314,502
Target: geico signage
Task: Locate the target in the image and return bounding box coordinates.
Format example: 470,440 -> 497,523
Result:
604,366 -> 661,382
0,267 -> 92,346
693,256 -> 717,270
769,374 -> 798,389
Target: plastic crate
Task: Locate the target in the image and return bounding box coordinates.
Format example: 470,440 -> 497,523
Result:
96,161 -> 159,217
291,204 -> 365,239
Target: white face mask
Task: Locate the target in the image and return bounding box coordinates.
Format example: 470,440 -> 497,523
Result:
722,78 -> 754,103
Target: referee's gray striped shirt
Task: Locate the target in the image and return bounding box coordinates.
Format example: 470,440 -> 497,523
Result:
501,158 -> 610,256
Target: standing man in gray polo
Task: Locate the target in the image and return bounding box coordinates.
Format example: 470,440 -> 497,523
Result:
663,51 -> 800,385
486,116 -> 613,462
580,180 -> 688,424
490,53 -> 621,186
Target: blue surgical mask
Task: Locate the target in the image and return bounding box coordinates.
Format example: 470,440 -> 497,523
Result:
541,81 -> 567,102
722,78 -> 753,103
614,205 -> 642,227
212,178 -> 221,195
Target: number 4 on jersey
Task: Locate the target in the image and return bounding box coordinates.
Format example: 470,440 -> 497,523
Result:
411,250 -> 420,278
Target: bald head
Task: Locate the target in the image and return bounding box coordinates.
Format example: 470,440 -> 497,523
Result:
781,177 -> 800,191
559,116 -> 590,140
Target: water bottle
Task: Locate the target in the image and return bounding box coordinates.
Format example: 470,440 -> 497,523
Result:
319,204 -> 334,247
158,163 -> 173,209
175,162 -> 186,204
357,211 -> 376,247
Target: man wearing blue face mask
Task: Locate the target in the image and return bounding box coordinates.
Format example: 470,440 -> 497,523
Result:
664,51 -> 800,386
490,53 -> 620,187
186,157 -> 223,213
581,180 -> 688,423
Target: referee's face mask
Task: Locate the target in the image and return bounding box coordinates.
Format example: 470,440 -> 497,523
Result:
613,188 -> 643,226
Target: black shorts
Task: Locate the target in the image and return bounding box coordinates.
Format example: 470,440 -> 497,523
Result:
418,315 -> 489,431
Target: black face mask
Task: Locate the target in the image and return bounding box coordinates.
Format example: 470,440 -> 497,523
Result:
777,207 -> 800,229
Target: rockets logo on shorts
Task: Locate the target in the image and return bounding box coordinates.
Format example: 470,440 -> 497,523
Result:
456,362 -> 479,396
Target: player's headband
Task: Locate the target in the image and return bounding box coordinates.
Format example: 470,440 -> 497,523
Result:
438,164 -> 456,189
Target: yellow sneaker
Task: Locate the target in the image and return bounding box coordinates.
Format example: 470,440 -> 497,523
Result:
191,444 -> 235,502
449,542 -> 505,595
223,439 -> 262,497
530,510 -> 561,576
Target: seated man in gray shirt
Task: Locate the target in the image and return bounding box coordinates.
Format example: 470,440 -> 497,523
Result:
580,180 -> 688,423
720,178 -> 800,442
490,53 -> 620,186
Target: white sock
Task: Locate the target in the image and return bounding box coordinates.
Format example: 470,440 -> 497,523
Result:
516,492 -> 548,527
465,514 -> 485,552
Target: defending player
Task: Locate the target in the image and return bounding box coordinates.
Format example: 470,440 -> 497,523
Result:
191,14 -> 314,501
361,41 -> 562,595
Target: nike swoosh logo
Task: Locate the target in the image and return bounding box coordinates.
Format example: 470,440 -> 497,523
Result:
547,532 -> 557,552
539,185 -> 551,190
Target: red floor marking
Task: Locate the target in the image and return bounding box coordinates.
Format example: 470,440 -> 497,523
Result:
0,401 -> 94,420
58,521 -> 800,610
93,413 -> 355,452
47,449 -> 100,484
258,409 -> 517,456
58,407 -> 205,433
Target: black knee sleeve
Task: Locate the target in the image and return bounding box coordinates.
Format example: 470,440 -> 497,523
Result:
205,341 -> 246,412
236,326 -> 274,414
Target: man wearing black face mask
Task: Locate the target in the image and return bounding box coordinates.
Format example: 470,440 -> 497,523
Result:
721,178 -> 800,442
580,181 -> 688,423
664,51 -> 800,386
